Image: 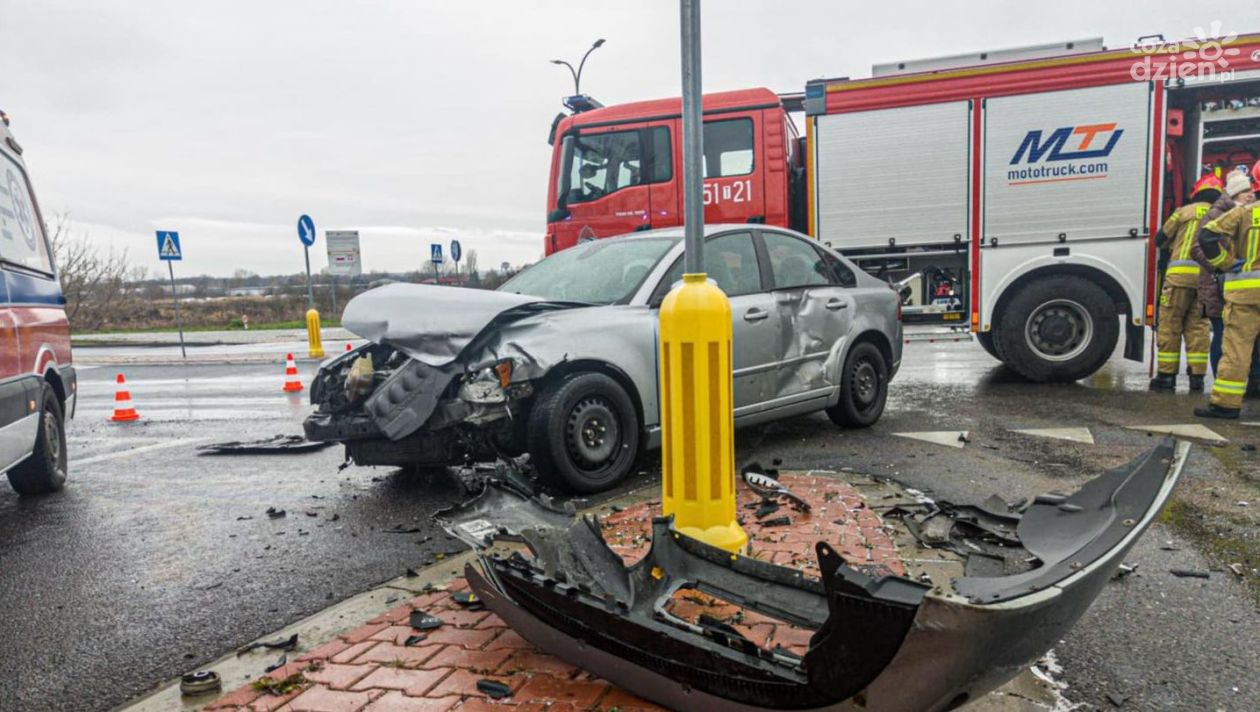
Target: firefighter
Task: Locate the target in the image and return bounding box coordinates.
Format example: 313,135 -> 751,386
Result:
1192,169 -> 1257,379
1194,189 -> 1260,419
1150,174 -> 1223,392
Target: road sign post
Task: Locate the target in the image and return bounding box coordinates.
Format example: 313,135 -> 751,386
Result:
326,230 -> 362,321
450,239 -> 462,283
658,0 -> 746,553
430,243 -> 443,284
156,230 -> 187,359
298,215 -> 317,309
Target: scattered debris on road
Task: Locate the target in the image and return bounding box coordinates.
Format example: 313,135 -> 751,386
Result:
476,679 -> 513,699
197,434 -> 334,455
265,507 -> 285,519
236,633 -> 298,657
409,611 -> 444,630
179,671 -> 221,697
1169,569 -> 1211,579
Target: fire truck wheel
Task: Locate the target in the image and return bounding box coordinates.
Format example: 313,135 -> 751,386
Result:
527,371 -> 640,494
996,276 -> 1118,383
7,384 -> 67,496
826,341 -> 888,428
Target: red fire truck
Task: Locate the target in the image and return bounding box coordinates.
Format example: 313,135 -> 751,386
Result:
544,32 -> 1260,382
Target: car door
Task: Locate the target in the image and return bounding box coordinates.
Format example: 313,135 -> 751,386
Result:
555,125 -> 668,247
760,231 -> 854,402
653,231 -> 781,413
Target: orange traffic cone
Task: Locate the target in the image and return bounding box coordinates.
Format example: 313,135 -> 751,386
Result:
110,373 -> 140,422
283,353 -> 304,393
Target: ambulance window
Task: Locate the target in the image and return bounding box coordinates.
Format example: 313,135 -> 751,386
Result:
703,119 -> 754,178
0,156 -> 53,274
567,130 -> 644,204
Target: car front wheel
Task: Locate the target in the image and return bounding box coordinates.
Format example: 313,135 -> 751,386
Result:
826,342 -> 888,428
527,372 -> 640,493
7,384 -> 68,496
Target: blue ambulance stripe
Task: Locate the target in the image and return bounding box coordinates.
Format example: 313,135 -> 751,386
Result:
3,269 -> 65,306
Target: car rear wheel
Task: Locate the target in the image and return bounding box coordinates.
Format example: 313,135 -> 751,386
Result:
7,384 -> 67,496
528,372 -> 640,493
826,342 -> 888,428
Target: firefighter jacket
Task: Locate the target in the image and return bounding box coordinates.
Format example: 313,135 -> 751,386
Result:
1159,201 -> 1212,288
1202,203 -> 1260,305
1191,193 -> 1237,318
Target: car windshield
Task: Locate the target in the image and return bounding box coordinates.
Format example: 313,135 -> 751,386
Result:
499,238 -> 676,304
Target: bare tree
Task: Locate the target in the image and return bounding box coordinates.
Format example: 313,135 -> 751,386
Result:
47,213 -> 143,331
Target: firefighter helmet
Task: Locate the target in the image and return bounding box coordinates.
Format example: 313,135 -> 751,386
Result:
1191,174 -> 1225,199
1252,159 -> 1260,191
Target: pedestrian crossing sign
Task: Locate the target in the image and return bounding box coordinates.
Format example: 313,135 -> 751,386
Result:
156,231 -> 182,261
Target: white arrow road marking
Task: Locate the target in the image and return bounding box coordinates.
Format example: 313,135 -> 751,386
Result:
1125,423 -> 1227,444
1010,427 -> 1095,444
892,431 -> 968,448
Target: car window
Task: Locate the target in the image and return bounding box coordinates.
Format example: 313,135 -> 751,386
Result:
0,154 -> 53,274
657,232 -> 761,298
703,119 -> 753,177
763,232 -> 831,290
499,237 -> 676,304
819,249 -> 857,288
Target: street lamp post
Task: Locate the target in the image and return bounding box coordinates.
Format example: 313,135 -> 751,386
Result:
550,39 -> 606,95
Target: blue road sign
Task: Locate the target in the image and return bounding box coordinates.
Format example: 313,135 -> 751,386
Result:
298,214 -> 316,247
450,239 -> 462,263
156,231 -> 182,261
430,243 -> 444,265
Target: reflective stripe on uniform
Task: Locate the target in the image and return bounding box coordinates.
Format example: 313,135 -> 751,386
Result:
1186,352 -> 1209,363
1157,352 -> 1181,362
1214,378 -> 1247,395
1223,268 -> 1260,292
1209,249 -> 1234,268
1166,259 -> 1200,275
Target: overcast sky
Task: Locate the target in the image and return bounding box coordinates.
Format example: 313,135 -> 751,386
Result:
4,1 -> 1259,277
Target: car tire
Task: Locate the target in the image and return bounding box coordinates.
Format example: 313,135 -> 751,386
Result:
995,276 -> 1118,383
7,384 -> 67,496
826,341 -> 888,428
527,372 -> 640,493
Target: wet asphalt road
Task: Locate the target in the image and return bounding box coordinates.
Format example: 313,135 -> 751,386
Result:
0,339 -> 1258,711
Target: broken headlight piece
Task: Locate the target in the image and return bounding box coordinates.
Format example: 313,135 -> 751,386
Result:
459,359 -> 514,404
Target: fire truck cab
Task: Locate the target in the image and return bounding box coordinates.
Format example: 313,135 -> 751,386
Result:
0,111 -> 75,496
544,32 -> 1260,383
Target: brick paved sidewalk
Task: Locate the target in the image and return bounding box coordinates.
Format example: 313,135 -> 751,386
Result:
204,474 -> 913,712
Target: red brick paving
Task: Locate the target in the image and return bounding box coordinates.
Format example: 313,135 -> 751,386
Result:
210,474 -> 904,711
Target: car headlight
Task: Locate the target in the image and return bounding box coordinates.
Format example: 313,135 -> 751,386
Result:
459,359 -> 514,404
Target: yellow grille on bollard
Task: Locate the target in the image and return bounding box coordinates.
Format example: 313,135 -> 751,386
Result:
659,273 -> 748,553
306,308 -> 325,359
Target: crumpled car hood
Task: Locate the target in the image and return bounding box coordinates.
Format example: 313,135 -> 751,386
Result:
341,283 -> 583,367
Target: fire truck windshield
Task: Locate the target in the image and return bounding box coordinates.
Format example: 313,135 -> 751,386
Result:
499,237 -> 676,305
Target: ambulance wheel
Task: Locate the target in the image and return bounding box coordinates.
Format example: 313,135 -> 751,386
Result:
996,276 -> 1118,383
976,331 -> 1001,360
528,372 -> 640,494
7,384 -> 67,496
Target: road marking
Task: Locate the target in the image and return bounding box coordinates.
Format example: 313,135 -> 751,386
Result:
892,431 -> 968,448
72,437 -> 208,467
1010,427 -> 1095,444
1125,423 -> 1227,444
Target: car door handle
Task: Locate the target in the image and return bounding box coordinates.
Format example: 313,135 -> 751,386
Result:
744,308 -> 769,322
826,298 -> 848,311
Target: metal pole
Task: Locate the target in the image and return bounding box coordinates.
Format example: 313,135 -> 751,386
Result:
304,245 -> 314,309
680,0 -> 704,274
330,275 -> 338,320
168,261 -> 186,359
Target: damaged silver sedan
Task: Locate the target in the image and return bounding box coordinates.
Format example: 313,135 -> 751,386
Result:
305,226 -> 901,492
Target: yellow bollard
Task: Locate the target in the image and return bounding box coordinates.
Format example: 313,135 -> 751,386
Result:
306,308 -> 325,359
659,273 -> 748,553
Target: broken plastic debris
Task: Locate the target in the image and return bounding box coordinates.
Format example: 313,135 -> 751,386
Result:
1169,569 -> 1210,579
409,611 -> 444,630
451,591 -> 483,610
198,435 -> 333,455
179,670 -> 221,697
741,464 -> 811,511
264,653 -> 287,673
404,634 -> 426,647
236,633 -> 298,657
265,507 -> 286,519
476,679 -> 512,699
